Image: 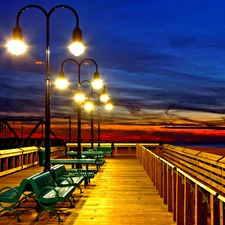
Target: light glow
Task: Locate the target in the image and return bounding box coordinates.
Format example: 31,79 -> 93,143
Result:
105,102 -> 113,110
69,42 -> 85,56
92,79 -> 103,89
74,91 -> 85,103
55,78 -> 68,89
7,40 -> 27,55
100,93 -> 109,102
84,100 -> 94,111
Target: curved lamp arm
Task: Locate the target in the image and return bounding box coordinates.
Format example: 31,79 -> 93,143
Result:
79,58 -> 103,89
8,5 -> 84,56
56,58 -> 103,90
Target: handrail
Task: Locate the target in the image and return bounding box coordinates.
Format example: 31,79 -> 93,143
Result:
162,143 -> 225,195
136,143 -> 225,224
0,146 -> 65,177
142,144 -> 219,196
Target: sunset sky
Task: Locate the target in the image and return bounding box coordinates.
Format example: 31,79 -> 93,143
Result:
1,0 -> 225,143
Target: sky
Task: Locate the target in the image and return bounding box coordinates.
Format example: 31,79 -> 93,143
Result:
1,0 -> 225,144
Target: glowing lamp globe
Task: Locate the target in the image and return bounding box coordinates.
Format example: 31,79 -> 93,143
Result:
69,42 -> 85,56
7,40 -> 27,55
84,100 -> 94,111
74,91 -> 85,103
100,93 -> 109,102
105,102 -> 113,110
55,78 -> 68,89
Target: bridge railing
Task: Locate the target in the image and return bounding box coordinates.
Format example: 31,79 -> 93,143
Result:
136,143 -> 225,224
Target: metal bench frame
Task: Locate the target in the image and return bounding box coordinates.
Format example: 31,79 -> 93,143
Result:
51,164 -> 84,193
29,171 -> 75,222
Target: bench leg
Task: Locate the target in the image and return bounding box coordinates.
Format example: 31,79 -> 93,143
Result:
19,192 -> 39,207
0,208 -> 22,222
35,208 -> 62,222
71,194 -> 76,203
96,164 -> 100,170
84,178 -> 88,188
78,186 -> 83,193
68,197 -> 75,208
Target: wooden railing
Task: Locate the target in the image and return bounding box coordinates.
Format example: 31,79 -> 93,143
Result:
66,142 -> 159,155
0,142 -> 153,177
0,142 -> 159,177
136,143 -> 225,225
0,146 -> 65,177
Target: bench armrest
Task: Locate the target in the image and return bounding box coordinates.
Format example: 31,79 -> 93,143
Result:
0,186 -> 20,204
38,186 -> 59,207
0,186 -> 21,222
56,176 -> 74,186
0,186 -> 20,203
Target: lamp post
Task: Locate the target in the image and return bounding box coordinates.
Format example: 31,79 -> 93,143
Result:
84,89 -> 111,147
87,92 -> 100,148
7,5 -> 85,171
74,79 -> 93,148
64,116 -> 71,142
56,58 -> 103,159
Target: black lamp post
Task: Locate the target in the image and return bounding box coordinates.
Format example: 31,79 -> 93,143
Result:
64,116 -> 71,142
80,80 -> 94,148
85,89 -> 110,148
7,5 -> 85,171
57,58 -> 103,159
88,92 -> 101,147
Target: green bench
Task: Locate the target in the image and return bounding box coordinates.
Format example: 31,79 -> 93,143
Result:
18,171 -> 45,205
29,171 -> 75,222
51,164 -> 84,192
85,147 -> 113,158
50,158 -> 97,172
67,151 -> 105,170
96,147 -> 113,157
95,158 -> 105,169
0,186 -> 22,222
50,162 -> 96,187
66,168 -> 95,187
50,158 -> 96,168
76,168 -> 98,174
83,151 -> 105,169
0,171 -> 44,222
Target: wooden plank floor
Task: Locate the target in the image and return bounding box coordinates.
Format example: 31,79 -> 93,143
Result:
0,155 -> 175,225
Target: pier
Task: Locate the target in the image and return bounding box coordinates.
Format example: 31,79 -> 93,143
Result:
0,143 -> 225,224
0,151 -> 175,224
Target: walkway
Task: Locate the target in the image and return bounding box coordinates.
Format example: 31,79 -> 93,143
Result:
0,155 -> 175,225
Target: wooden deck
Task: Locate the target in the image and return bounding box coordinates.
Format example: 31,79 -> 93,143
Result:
0,155 -> 175,225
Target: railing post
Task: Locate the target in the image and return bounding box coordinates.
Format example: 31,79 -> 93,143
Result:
195,185 -> 208,225
219,200 -> 224,225
184,177 -> 195,225
146,153 -> 150,177
156,159 -> 161,194
167,166 -> 173,212
210,193 -> 220,225
172,168 -> 176,221
153,157 -> 156,185
163,163 -> 167,204
176,173 -> 184,224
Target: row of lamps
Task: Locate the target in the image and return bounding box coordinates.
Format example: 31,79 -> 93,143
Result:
6,4 -> 112,171
56,58 -> 112,158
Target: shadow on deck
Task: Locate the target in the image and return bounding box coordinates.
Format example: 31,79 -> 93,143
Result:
0,155 -> 175,225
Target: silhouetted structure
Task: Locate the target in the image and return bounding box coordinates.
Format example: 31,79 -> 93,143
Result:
0,117 -> 59,149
